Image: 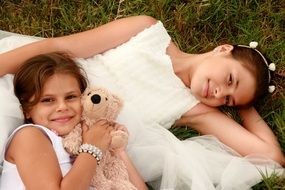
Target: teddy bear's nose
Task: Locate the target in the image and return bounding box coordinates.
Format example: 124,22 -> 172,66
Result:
91,94 -> 101,104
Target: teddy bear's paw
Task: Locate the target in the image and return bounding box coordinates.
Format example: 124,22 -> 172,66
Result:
110,130 -> 128,150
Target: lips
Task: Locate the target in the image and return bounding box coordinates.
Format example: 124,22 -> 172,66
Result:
51,116 -> 73,123
203,79 -> 209,98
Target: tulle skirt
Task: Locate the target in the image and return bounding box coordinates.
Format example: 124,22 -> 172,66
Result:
117,105 -> 283,190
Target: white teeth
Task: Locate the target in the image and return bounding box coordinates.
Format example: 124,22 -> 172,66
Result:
53,117 -> 70,122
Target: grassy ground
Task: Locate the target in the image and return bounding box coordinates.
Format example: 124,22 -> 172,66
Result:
1,0 -> 284,189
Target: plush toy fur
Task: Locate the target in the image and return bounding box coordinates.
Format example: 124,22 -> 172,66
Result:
62,87 -> 137,190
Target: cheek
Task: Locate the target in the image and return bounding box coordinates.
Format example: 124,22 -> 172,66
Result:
190,74 -> 204,97
29,108 -> 44,121
73,101 -> 83,118
28,104 -> 52,122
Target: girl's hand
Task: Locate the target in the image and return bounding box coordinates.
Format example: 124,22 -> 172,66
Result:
81,119 -> 114,152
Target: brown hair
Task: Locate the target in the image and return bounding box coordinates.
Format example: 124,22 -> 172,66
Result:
14,52 -> 88,123
231,45 -> 271,106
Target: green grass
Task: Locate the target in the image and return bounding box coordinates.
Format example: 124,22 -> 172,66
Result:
1,0 -> 285,189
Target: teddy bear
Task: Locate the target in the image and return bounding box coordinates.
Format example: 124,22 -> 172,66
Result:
62,86 -> 137,190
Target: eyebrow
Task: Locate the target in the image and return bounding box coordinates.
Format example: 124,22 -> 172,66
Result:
42,90 -> 80,97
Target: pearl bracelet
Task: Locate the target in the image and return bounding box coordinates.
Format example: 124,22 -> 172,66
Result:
78,143 -> 103,165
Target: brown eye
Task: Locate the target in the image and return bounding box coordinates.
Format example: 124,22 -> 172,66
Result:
41,98 -> 53,103
66,95 -> 77,100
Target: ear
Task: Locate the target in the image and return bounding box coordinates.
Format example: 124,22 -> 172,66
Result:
25,112 -> 31,120
213,44 -> 233,55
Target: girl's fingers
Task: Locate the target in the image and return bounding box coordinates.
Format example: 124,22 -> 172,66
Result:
113,124 -> 119,130
106,120 -> 115,127
107,125 -> 115,133
81,122 -> 89,133
96,119 -> 109,126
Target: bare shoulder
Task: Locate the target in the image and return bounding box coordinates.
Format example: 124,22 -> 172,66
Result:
11,126 -> 49,143
6,126 -> 52,162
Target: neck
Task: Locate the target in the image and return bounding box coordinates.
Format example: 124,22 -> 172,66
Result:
171,51 -> 212,87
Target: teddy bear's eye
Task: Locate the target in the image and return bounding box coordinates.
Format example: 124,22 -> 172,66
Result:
105,97 -> 108,101
87,92 -> 91,96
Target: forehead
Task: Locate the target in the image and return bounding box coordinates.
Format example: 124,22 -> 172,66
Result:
42,73 -> 80,92
232,60 -> 256,106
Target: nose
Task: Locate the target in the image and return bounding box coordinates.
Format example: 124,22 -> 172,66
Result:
214,86 -> 233,99
91,94 -> 101,104
56,100 -> 68,112
214,86 -> 228,99
214,86 -> 222,98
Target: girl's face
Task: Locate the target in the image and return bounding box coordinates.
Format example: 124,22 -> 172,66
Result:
190,45 -> 256,107
26,73 -> 82,136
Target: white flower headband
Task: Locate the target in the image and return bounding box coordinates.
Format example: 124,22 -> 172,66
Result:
238,41 -> 276,93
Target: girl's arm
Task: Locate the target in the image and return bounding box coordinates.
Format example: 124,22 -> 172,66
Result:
6,121 -> 113,190
0,15 -> 157,76
8,127 -> 96,190
176,103 -> 285,166
116,150 -> 149,190
238,106 -> 281,148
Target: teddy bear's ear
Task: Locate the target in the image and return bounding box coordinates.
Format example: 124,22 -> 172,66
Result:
106,93 -> 123,120
112,94 -> 123,110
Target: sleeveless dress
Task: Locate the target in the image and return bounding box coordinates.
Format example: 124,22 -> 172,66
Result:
78,21 -> 283,190
0,124 -> 73,190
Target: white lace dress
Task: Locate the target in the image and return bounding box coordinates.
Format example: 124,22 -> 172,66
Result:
79,21 -> 283,190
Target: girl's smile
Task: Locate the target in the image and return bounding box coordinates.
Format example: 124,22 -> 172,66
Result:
51,115 -> 74,123
202,79 -> 209,98
26,73 -> 82,136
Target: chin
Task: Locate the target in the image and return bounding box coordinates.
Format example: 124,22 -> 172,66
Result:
200,99 -> 221,107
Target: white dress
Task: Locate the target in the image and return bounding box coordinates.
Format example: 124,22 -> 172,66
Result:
79,22 -> 283,190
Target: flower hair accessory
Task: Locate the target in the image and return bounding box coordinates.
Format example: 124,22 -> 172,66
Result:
238,41 -> 276,93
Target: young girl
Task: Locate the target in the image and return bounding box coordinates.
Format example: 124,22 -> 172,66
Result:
0,52 -> 148,190
0,15 -> 284,189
